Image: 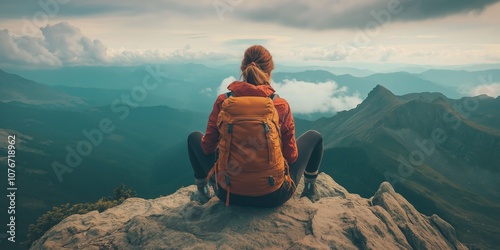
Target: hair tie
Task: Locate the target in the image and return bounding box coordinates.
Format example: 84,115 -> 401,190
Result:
250,62 -> 257,67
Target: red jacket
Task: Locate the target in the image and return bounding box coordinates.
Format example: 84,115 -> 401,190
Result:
201,81 -> 298,164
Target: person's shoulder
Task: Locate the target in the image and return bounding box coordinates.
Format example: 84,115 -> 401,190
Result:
216,93 -> 228,101
273,95 -> 292,114
273,95 -> 290,105
210,93 -> 227,108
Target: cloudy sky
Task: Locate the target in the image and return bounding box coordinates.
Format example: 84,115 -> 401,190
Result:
1,0 -> 500,69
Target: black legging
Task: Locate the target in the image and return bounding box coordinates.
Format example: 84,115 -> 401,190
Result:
289,130 -> 324,183
187,131 -> 216,180
187,130 -> 323,206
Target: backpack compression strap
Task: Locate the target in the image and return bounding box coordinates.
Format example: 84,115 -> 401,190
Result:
225,91 -> 278,100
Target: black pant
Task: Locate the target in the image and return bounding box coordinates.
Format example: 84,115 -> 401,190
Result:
187,130 -> 323,206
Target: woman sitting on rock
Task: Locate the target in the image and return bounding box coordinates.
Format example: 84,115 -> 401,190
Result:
187,45 -> 323,207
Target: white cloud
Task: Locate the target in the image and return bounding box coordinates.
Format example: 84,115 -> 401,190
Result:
199,87 -> 213,97
167,45 -> 231,61
199,87 -> 212,93
272,79 -> 362,113
470,83 -> 500,97
0,29 -> 60,66
0,22 -> 108,67
301,44 -> 351,61
299,44 -> 401,63
217,76 -> 238,94
41,22 -> 109,65
216,77 -> 362,114
293,43 -> 500,65
0,22 -> 232,68
107,46 -> 232,64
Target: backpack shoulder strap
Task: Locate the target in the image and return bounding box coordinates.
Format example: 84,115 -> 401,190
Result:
225,91 -> 278,100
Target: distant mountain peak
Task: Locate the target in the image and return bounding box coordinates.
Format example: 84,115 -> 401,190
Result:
0,69 -> 86,108
368,84 -> 394,97
361,84 -> 401,110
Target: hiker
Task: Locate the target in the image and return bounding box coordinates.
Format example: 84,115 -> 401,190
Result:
187,45 -> 323,207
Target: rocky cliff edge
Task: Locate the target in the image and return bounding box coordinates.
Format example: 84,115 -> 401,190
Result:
31,173 -> 467,250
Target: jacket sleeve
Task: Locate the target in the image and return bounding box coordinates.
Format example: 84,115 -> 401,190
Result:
280,102 -> 298,164
201,94 -> 225,154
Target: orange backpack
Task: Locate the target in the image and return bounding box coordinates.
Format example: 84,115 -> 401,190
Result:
208,92 -> 294,205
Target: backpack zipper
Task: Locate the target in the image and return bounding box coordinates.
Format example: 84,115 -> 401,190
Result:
263,121 -> 273,165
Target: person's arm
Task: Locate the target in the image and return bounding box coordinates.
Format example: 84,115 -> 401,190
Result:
280,102 -> 298,164
201,94 -> 225,154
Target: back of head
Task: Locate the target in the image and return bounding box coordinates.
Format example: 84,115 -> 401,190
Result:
240,45 -> 274,86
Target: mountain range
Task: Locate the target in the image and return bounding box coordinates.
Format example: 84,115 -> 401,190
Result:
304,85 -> 500,249
0,67 -> 499,249
7,65 -> 500,117
0,70 -> 85,108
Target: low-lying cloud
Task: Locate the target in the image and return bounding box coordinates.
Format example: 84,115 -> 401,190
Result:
217,77 -> 362,114
217,76 -> 238,95
273,79 -> 363,113
470,83 -> 500,97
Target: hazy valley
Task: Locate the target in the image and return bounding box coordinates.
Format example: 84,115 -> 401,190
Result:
0,65 -> 499,249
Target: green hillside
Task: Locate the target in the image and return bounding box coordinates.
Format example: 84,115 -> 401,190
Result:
0,102 -> 207,244
307,85 -> 500,249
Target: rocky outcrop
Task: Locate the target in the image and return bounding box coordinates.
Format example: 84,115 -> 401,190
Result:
31,173 -> 467,249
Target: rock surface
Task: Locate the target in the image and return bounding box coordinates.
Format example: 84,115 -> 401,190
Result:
31,173 -> 468,249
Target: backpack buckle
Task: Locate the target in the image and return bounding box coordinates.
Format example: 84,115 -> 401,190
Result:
268,176 -> 275,186
263,122 -> 269,133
